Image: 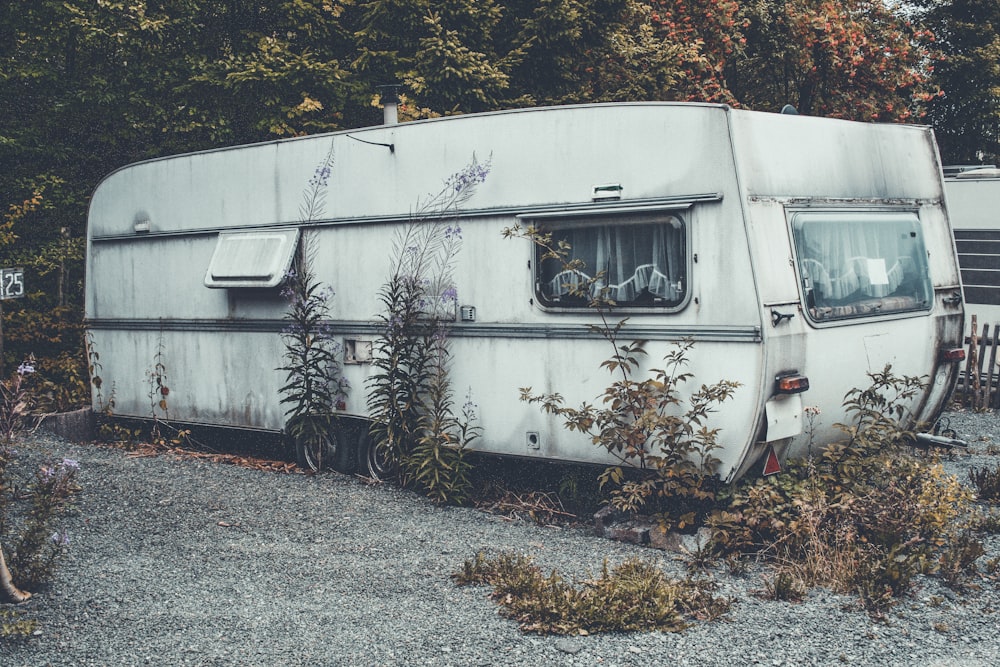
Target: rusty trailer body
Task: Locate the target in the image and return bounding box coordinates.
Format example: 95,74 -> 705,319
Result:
85,103 -> 965,482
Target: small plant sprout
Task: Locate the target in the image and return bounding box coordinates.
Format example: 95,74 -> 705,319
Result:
1,356 -> 37,446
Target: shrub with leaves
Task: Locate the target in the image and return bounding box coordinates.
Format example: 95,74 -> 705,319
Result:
31,348 -> 90,414
453,551 -> 730,634
507,225 -> 739,529
709,366 -> 982,614
522,337 -> 739,530
367,155 -> 489,502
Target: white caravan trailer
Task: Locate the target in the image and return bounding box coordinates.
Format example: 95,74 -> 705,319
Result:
85,103 -> 966,483
943,168 -> 1000,332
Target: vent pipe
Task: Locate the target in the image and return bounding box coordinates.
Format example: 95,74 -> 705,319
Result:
378,84 -> 401,125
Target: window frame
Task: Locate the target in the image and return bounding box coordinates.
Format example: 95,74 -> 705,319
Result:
788,208 -> 934,325
523,207 -> 693,314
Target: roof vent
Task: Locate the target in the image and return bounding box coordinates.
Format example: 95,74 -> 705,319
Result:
378,84 -> 401,126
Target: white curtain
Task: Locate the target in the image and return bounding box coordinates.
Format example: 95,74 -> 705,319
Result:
795,215 -> 931,315
542,217 -> 685,305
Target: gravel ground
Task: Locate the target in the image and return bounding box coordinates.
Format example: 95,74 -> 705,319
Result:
1,409 -> 999,667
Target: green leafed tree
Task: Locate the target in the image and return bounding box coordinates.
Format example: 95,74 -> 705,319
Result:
0,0 -> 361,396
729,0 -> 937,120
915,0 -> 1000,164
352,0 -> 515,115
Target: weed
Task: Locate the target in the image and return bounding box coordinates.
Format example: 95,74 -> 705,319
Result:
146,336 -> 170,420
367,155 -> 489,503
710,366 -> 981,616
1,452 -> 79,604
937,530 -> 986,590
1,362 -> 79,601
7,457 -> 79,589
453,551 -> 730,634
0,359 -> 36,445
758,568 -> 806,602
1,608 -> 37,639
724,553 -> 749,577
681,538 -> 718,574
278,250 -> 348,471
98,423 -> 142,448
969,463 -> 1000,502
277,144 -> 349,472
86,331 -> 105,412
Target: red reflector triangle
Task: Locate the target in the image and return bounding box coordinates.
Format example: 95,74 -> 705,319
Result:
763,447 -> 782,476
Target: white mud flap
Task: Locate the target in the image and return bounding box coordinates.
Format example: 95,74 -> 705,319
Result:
764,393 -> 803,442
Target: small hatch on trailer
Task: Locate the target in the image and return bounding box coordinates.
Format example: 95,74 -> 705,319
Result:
204,228 -> 299,288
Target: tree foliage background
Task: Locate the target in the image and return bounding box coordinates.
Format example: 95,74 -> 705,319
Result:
1,0 -> 996,406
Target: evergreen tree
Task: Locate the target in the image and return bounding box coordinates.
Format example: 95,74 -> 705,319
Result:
917,0 -> 1000,164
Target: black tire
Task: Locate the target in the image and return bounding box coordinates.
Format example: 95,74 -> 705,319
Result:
358,430 -> 398,481
331,421 -> 358,475
294,429 -> 337,472
294,420 -> 359,474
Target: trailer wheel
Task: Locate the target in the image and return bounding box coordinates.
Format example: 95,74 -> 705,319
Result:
295,429 -> 337,472
358,431 -> 398,482
295,422 -> 359,474
330,422 -> 358,475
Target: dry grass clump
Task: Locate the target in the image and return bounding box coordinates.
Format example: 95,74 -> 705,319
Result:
453,552 -> 730,635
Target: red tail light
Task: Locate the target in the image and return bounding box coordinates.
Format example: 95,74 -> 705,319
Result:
775,373 -> 810,394
940,348 -> 966,362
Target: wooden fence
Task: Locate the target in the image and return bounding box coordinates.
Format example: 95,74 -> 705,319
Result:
958,315 -> 1000,410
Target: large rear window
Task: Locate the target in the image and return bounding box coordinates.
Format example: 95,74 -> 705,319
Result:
791,211 -> 933,322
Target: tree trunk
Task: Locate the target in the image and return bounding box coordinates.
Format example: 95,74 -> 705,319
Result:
0,542 -> 31,603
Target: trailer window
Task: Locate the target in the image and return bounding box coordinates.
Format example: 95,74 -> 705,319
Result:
535,214 -> 687,309
204,229 -> 299,289
791,211 -> 932,322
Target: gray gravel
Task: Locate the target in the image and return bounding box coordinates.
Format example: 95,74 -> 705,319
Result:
2,409 -> 999,667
